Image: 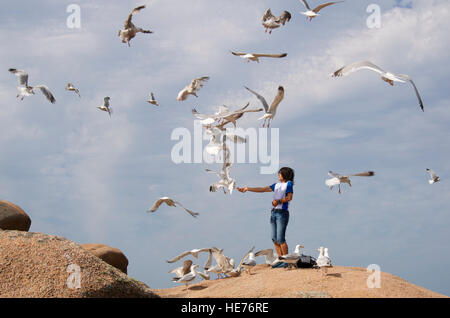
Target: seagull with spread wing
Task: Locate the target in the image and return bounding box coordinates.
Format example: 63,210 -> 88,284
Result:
118,5 -> 153,46
426,168 -> 440,184
299,0 -> 344,21
262,8 -> 292,34
65,83 -> 81,98
169,259 -> 193,278
228,247 -> 256,277
147,197 -> 199,218
326,171 -> 375,194
177,76 -> 209,101
8,69 -> 56,104
96,97 -> 113,117
231,51 -> 287,63
167,248 -> 214,263
332,61 -> 424,111
206,140 -> 236,195
147,92 -> 159,106
245,86 -> 284,128
172,264 -> 199,290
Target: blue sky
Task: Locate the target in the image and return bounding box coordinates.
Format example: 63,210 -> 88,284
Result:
1,0 -> 449,296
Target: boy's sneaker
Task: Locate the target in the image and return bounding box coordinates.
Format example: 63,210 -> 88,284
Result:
271,258 -> 288,268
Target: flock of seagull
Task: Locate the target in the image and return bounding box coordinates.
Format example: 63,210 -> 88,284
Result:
5,2 -> 442,290
166,244 -> 334,290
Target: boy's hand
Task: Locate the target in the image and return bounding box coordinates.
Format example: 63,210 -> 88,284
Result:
237,187 -> 248,193
272,200 -> 279,207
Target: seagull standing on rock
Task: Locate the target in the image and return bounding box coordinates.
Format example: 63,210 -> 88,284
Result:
8,69 -> 56,104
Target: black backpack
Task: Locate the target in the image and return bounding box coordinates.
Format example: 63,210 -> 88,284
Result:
296,254 -> 317,268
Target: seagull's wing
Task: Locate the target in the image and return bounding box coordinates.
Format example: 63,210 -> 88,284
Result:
181,260 -> 193,275
203,250 -> 213,270
277,11 -> 292,25
34,85 -> 56,104
299,0 -> 312,10
262,8 -> 275,21
237,247 -> 255,270
167,249 -> 211,263
426,169 -> 437,179
313,1 -> 344,13
205,169 -> 221,178
268,86 -> 284,113
197,271 -> 210,280
245,86 -> 269,112
225,133 -> 246,144
231,51 -> 247,56
104,96 -> 110,107
148,197 -> 176,212
190,77 -> 209,92
328,171 -> 341,178
9,68 -> 28,86
173,201 -> 200,218
255,249 -> 274,257
151,92 -> 155,100
394,74 -> 424,112
252,53 -> 287,59
347,171 -> 375,177
167,250 -> 195,263
124,5 -> 146,28
332,61 -> 386,77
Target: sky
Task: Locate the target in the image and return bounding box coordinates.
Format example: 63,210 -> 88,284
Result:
0,0 -> 449,296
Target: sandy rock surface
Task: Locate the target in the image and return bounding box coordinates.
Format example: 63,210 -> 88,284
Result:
155,264 -> 448,298
0,230 -> 158,298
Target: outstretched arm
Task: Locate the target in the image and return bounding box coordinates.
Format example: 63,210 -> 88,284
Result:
237,186 -> 272,193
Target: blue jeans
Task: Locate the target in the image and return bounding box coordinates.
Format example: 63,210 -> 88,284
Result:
270,209 -> 289,244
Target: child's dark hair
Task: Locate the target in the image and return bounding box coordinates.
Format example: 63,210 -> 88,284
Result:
278,167 -> 294,185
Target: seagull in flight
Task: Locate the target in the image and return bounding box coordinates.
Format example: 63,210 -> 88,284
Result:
426,168 -> 440,184
332,61 -> 424,111
231,51 -> 287,63
299,0 -> 344,21
147,92 -> 159,106
65,83 -> 81,98
118,5 -> 153,46
326,171 -> 375,194
206,141 -> 236,195
96,97 -> 113,117
8,69 -> 56,104
177,76 -> 209,101
262,9 -> 292,34
148,197 -> 199,218
167,248 -> 215,263
245,86 -> 284,127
